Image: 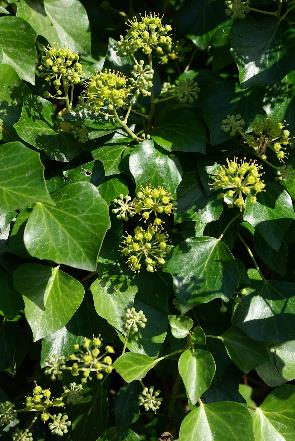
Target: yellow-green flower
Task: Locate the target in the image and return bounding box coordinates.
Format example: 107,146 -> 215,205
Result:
225,0 -> 250,19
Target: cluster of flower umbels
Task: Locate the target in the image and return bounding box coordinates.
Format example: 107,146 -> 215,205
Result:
112,186 -> 174,272
225,0 -> 250,19
0,338 -> 115,439
212,113 -> 292,209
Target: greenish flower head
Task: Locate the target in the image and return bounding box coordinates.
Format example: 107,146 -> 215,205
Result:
68,337 -> 115,384
139,386 -> 162,412
120,224 -> 170,272
25,384 -> 65,413
63,382 -> 84,405
0,401 -> 16,428
85,69 -> 131,114
124,307 -> 147,333
38,46 -> 82,96
131,60 -> 154,97
112,194 -> 135,221
48,413 -> 71,436
44,354 -> 66,380
134,185 -> 174,220
225,0 -> 250,19
244,116 -> 291,162
221,114 -> 245,136
12,429 -> 33,441
174,78 -> 200,103
117,13 -> 176,63
210,157 -> 265,210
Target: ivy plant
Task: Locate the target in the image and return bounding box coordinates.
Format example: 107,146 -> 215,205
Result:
1,0 -> 295,440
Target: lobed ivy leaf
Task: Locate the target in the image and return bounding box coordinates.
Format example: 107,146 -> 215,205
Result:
164,237 -> 239,313
13,263 -> 84,341
0,141 -> 52,213
252,385 -> 295,441
179,401 -> 254,441
244,182 -> 295,251
0,16 -> 37,84
24,182 -> 110,271
178,349 -> 216,404
233,280 -> 295,343
129,140 -> 182,195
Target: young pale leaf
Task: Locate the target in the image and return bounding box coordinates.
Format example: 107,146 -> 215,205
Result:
129,140 -> 182,195
44,0 -> 91,53
114,353 -> 160,383
233,280 -> 295,343
178,349 -> 215,404
164,237 -> 239,313
244,182 -> 295,251
179,401 -> 254,441
252,385 -> 295,441
24,182 -> 110,271
0,141 -> 52,213
222,327 -> 268,373
152,109 -> 206,153
13,263 -> 84,341
0,16 -> 37,84
231,17 -> 295,87
168,315 -> 194,339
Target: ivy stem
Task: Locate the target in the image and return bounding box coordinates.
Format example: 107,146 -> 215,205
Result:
206,335 -> 224,341
62,78 -> 71,112
184,47 -> 198,73
238,233 -> 265,280
124,103 -> 133,124
158,349 -> 183,362
249,7 -> 277,16
122,329 -> 130,354
218,213 -> 241,241
113,109 -> 141,142
154,96 -> 175,104
146,55 -> 155,131
131,109 -> 149,119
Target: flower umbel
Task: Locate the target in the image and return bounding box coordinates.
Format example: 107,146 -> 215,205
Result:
134,185 -> 174,221
63,382 -> 84,405
0,401 -> 16,427
124,307 -> 147,333
210,157 -> 265,209
221,114 -> 245,136
244,116 -> 291,162
44,354 -> 66,380
68,337 -> 114,384
131,60 -> 154,97
174,78 -> 200,103
117,13 -> 176,63
225,0 -> 251,19
85,70 -> 131,114
120,224 -> 170,272
12,429 -> 33,441
112,194 -> 135,221
48,413 -> 71,436
139,386 -> 162,412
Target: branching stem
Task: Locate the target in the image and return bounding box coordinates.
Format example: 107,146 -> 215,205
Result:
238,233 -> 265,280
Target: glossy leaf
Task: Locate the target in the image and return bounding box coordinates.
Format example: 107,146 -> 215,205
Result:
129,140 -> 182,195
178,349 -> 215,404
114,353 -> 160,383
222,327 -> 268,373
252,385 -> 295,441
13,263 -> 84,341
164,237 -> 239,313
114,383 -> 140,429
168,315 -> 194,339
0,141 -> 52,213
179,401 -> 254,441
92,143 -> 130,177
0,16 -> 37,84
233,280 -> 295,343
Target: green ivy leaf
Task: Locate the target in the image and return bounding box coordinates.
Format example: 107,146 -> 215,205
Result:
0,141 -> 52,213
92,143 -> 130,177
0,264 -> 23,319
0,16 -> 37,84
129,140 -> 182,195
13,263 -> 84,341
97,428 -> 142,441
222,327 -> 268,373
168,315 -> 194,339
231,18 -> 295,87
44,0 -> 91,53
178,349 -> 215,404
152,109 -> 206,153
164,237 -> 239,313
14,95 -> 82,162
233,280 -> 295,343
114,353 -> 160,383
244,182 -> 295,251
24,182 -> 110,271
179,401 -> 254,441
98,177 -> 129,204
252,385 -> 295,441
114,383 -> 140,430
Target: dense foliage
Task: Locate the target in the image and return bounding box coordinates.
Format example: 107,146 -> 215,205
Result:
1,0 -> 295,440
